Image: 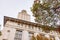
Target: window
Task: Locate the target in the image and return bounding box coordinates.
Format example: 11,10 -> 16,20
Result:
20,24 -> 23,28
14,30 -> 22,40
7,30 -> 10,32
29,25 -> 33,29
20,24 -> 23,27
26,25 -> 29,29
33,27 -> 36,30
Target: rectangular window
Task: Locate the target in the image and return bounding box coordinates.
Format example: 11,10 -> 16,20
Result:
14,30 -> 22,40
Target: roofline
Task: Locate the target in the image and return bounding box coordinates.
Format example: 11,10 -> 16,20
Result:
4,16 -> 40,26
4,16 -> 60,32
4,16 -> 51,27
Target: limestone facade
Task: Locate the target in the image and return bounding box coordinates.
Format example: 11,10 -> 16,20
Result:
0,10 -> 60,40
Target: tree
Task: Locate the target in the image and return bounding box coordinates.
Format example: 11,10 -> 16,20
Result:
31,34 -> 51,40
31,0 -> 60,28
0,31 -> 2,36
31,35 -> 36,40
0,25 -> 2,36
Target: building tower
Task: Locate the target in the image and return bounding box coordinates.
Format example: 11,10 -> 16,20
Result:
17,10 -> 31,21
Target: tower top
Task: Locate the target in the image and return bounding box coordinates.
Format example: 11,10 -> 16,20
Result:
21,10 -> 27,13
17,10 -> 31,21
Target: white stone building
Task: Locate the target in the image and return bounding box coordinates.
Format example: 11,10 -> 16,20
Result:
0,10 -> 60,40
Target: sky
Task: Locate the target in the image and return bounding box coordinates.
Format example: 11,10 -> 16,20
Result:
0,0 -> 35,30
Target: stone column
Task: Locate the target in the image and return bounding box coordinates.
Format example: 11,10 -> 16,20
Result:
22,30 -> 29,40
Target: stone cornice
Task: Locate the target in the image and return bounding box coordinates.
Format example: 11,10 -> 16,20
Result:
4,16 -> 57,32
4,16 -> 42,27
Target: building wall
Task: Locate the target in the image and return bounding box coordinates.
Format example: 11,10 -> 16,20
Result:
0,27 -> 16,40
0,20 -> 42,40
0,20 -> 60,40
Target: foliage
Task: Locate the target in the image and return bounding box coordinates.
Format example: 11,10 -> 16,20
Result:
0,25 -> 2,36
0,31 -> 2,36
31,34 -> 55,40
31,0 -> 60,29
42,26 -> 55,31
31,35 -> 36,40
36,35 -> 43,40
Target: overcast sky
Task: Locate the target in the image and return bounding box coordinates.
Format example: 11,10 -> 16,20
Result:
0,0 -> 34,30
